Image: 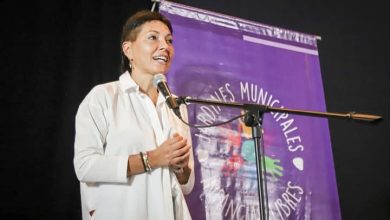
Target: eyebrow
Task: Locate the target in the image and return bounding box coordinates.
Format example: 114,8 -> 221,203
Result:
146,30 -> 172,37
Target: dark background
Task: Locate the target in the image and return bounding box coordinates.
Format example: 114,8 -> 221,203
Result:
1,0 -> 389,219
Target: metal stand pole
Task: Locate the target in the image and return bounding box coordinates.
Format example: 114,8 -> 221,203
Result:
244,108 -> 268,220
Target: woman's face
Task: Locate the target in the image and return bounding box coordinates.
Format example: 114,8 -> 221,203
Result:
123,20 -> 174,76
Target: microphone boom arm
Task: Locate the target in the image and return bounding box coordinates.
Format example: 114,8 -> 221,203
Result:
176,96 -> 382,123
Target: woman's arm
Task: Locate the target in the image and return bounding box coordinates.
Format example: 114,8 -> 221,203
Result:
74,87 -> 130,183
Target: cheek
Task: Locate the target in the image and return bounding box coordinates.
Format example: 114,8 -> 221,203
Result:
133,45 -> 152,61
170,47 -> 175,59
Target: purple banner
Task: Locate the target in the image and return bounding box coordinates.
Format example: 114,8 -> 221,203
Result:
160,1 -> 341,219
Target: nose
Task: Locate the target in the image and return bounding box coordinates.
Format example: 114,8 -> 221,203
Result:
159,39 -> 170,51
159,43 -> 167,51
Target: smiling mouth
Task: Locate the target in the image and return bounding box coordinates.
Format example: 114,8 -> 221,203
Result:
153,55 -> 169,63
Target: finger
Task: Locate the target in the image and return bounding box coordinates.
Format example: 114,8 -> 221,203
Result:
170,135 -> 184,144
171,151 -> 189,165
170,139 -> 188,152
170,159 -> 182,168
173,137 -> 186,145
173,144 -> 190,157
170,162 -> 183,169
178,151 -> 191,166
172,132 -> 180,137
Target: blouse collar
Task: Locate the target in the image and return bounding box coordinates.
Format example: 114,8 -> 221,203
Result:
119,71 -> 166,106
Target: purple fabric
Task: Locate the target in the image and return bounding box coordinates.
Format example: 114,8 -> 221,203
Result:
160,1 -> 341,219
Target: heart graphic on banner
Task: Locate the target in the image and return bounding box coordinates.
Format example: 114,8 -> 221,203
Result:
293,157 -> 304,171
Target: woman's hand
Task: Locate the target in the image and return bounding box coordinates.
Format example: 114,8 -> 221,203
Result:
148,133 -> 191,169
169,133 -> 191,170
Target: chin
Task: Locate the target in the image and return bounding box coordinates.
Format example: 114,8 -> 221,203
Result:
156,69 -> 170,74
155,65 -> 171,73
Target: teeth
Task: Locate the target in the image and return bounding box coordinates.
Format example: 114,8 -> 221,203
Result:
153,56 -> 169,62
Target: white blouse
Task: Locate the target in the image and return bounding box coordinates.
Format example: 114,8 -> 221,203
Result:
74,72 -> 194,220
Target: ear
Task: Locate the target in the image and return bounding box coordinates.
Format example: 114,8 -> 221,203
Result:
122,41 -> 133,59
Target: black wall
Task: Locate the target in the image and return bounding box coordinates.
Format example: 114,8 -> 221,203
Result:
1,0 -> 389,219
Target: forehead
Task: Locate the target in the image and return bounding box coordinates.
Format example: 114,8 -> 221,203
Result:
138,20 -> 172,35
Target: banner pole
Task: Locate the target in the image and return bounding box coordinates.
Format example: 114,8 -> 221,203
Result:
150,0 -> 160,12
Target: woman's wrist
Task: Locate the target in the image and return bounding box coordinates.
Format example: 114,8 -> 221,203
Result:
140,152 -> 151,172
146,149 -> 159,169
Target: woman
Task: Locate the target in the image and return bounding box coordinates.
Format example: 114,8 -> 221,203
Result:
74,10 -> 194,220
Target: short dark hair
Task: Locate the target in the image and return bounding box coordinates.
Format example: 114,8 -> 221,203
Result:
120,10 -> 173,73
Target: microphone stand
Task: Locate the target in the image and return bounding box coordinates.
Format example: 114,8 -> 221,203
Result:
176,96 -> 382,220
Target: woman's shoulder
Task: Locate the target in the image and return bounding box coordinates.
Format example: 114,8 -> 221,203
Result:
91,80 -> 120,96
81,80 -> 121,107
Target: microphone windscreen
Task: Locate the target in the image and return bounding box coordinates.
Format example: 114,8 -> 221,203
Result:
152,73 -> 166,88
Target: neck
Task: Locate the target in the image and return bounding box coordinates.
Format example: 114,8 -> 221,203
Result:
131,71 -> 159,104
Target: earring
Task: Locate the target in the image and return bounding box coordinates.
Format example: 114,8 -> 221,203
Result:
129,58 -> 133,70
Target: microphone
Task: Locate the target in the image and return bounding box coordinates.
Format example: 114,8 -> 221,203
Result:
152,74 -> 182,119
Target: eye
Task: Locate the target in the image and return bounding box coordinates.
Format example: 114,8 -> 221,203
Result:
148,35 -> 157,40
166,38 -> 173,44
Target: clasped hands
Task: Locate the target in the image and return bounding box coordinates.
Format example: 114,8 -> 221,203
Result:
154,133 -> 191,171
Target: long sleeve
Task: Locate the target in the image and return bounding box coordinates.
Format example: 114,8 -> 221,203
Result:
73,86 -> 128,183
